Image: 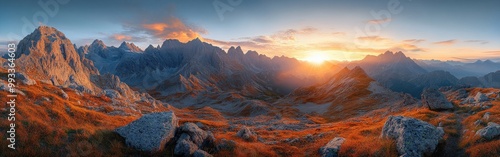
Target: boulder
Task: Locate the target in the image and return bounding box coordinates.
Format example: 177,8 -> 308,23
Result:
104,89 -> 121,99
174,122 -> 216,156
236,126 -> 256,141
476,122 -> 500,140
178,122 -> 208,146
59,89 -> 69,100
318,137 -> 345,157
474,92 -> 488,102
174,139 -> 198,157
193,150 -> 213,157
421,88 -> 453,111
483,112 -> 490,121
381,116 -> 444,157
115,112 -> 178,152
15,72 -> 36,85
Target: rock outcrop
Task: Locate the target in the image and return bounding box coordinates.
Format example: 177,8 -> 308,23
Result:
174,122 -> 216,157
474,92 -> 488,102
318,137 -> 345,157
15,26 -> 99,92
15,72 -> 36,85
421,88 -> 454,111
115,112 -> 178,152
381,116 -> 444,157
476,122 -> 500,140
236,126 -> 256,141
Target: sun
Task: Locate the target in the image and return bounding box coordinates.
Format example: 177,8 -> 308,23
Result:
304,52 -> 328,64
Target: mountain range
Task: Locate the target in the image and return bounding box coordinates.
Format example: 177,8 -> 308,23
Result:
2,26 -> 500,157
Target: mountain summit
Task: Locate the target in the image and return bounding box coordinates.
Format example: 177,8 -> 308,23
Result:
14,26 -> 99,91
118,41 -> 143,52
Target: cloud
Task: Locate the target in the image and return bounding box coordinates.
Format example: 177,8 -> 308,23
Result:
482,50 -> 500,54
403,39 -> 425,44
112,34 -> 133,41
357,36 -> 389,42
139,17 -> 204,42
332,32 -> 347,36
465,40 -> 489,44
433,39 -> 457,45
368,18 -> 391,24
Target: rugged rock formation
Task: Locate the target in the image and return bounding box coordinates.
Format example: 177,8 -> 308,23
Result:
381,116 -> 444,157
319,137 -> 345,157
174,122 -> 216,157
421,88 -> 454,111
474,92 -> 488,102
15,72 -> 36,85
115,112 -> 178,152
476,122 -> 500,140
15,26 -> 99,92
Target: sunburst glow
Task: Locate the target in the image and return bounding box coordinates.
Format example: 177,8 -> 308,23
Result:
303,51 -> 329,64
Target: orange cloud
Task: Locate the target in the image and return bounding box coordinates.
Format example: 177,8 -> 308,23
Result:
368,18 -> 391,24
403,39 -> 425,44
112,34 -> 132,41
433,39 -> 457,45
141,17 -> 203,42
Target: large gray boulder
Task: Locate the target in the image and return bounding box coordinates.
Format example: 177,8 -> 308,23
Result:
421,88 -> 453,111
381,116 -> 444,157
115,112 -> 178,152
319,137 -> 345,157
476,122 -> 500,140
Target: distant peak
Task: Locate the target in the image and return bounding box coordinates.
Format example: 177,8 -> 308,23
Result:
382,51 -> 394,55
161,39 -> 182,49
119,41 -> 142,52
228,46 -> 244,56
91,39 -> 106,47
145,44 -> 156,52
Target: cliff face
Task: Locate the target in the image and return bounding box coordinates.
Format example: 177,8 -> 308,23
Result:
15,26 -> 99,92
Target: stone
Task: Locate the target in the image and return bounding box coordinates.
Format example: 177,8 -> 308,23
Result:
174,139 -> 198,157
236,126 -> 256,141
15,72 -> 36,85
318,137 -> 345,157
381,116 -> 444,157
60,89 -> 69,100
474,92 -> 488,102
483,112 -> 490,121
115,112 -> 178,152
474,120 -> 482,126
178,122 -> 208,147
421,88 -> 453,111
476,122 -> 500,140
193,150 -> 213,157
104,89 -> 121,99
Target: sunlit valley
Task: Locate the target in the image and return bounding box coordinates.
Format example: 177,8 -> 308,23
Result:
1,1 -> 500,157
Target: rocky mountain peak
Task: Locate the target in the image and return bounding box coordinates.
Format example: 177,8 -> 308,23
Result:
15,26 -> 99,92
90,39 -> 107,50
228,46 -> 244,57
161,39 -> 183,49
119,41 -> 142,52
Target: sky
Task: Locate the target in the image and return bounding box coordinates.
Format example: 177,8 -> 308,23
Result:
1,0 -> 499,62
